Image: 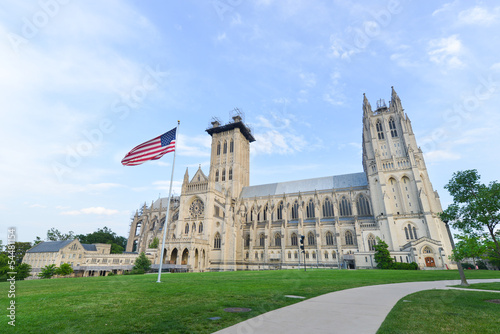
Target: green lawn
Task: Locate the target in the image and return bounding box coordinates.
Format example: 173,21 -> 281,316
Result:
377,289 -> 500,334
450,282 -> 500,291
2,269 -> 500,334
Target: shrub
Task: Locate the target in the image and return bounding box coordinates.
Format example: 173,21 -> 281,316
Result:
124,269 -> 145,275
55,263 -> 74,276
392,262 -> 418,270
107,272 -> 115,276
38,264 -> 57,279
133,252 -> 151,272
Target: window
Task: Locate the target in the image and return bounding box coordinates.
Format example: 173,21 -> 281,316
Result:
291,233 -> 298,246
288,252 -> 291,259
277,201 -> 283,220
223,141 -> 227,154
306,252 -> 309,259
222,169 -> 226,182
307,232 -> 316,246
214,233 -> 221,249
405,224 -> 417,240
367,234 -> 376,251
332,251 -> 337,259
198,222 -> 203,233
263,204 -> 268,221
259,234 -> 265,247
192,223 -> 196,233
185,223 -> 189,234
217,142 -> 221,155
275,233 -> 281,247
230,139 -> 234,153
376,120 -> 384,139
357,195 -> 372,216
291,200 -> 299,219
245,234 -> 250,248
389,117 -> 397,137
215,170 -> 219,182
339,196 -> 352,216
306,199 -> 315,218
294,252 -> 298,259
312,252 -> 316,259
323,197 -> 334,217
345,231 -> 354,245
324,252 -> 329,259
228,168 -> 233,181
326,232 -> 334,245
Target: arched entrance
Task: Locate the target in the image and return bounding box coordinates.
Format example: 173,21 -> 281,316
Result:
194,249 -> 199,269
182,248 -> 189,265
170,248 -> 178,264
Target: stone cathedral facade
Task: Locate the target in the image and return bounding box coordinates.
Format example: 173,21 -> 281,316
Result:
126,88 -> 454,271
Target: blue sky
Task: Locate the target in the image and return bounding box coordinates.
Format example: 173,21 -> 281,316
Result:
1,0 -> 500,244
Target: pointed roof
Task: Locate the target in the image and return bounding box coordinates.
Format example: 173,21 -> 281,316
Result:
191,166 -> 208,183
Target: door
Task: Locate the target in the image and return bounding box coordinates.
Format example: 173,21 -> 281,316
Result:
425,257 -> 435,267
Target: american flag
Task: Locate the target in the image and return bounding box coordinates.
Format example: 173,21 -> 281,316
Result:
121,128 -> 176,166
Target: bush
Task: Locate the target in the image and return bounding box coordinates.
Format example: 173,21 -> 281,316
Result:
133,252 -> 151,272
392,262 -> 418,270
107,272 -> 115,276
38,264 -> 57,279
124,269 -> 145,275
461,263 -> 475,270
56,263 -> 74,276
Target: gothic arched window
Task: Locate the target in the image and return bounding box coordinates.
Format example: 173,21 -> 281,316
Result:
259,233 -> 265,247
323,197 -> 334,217
214,233 -> 221,249
223,141 -> 227,154
345,231 -> 354,245
291,233 -> 298,246
307,232 -> 316,246
376,119 -> 384,140
357,195 -> 372,216
217,142 -> 221,155
228,168 -> 233,181
306,199 -> 315,218
263,204 -> 268,221
244,234 -> 250,248
221,169 -> 226,182
291,200 -> 299,219
184,223 -> 189,234
326,232 -> 334,245
230,139 -> 234,153
277,201 -> 283,220
198,222 -> 203,233
215,170 -> 219,182
339,196 -> 352,216
368,234 -> 376,251
274,233 -> 281,247
389,117 -> 398,137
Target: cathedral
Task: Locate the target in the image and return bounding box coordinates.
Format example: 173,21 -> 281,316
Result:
126,88 -> 455,271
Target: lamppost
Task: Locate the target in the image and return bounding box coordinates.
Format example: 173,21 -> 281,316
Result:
443,219 -> 469,286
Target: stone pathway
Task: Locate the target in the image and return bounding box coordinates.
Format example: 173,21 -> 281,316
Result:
213,278 -> 500,334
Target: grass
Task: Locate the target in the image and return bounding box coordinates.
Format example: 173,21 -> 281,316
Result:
377,289 -> 500,334
1,269 -> 500,333
450,282 -> 500,291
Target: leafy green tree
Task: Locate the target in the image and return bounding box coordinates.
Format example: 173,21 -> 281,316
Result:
33,236 -> 43,245
149,237 -> 159,249
76,227 -> 126,254
133,252 -> 151,272
439,170 -> 500,260
47,228 -> 75,241
15,263 -> 32,280
55,263 -> 74,276
4,242 -> 33,265
451,233 -> 488,267
373,238 -> 394,269
38,264 -> 57,279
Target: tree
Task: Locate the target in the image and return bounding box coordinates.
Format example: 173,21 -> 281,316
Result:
76,227 -> 126,254
38,264 -> 57,279
149,237 -> 159,249
15,263 -> 32,280
55,263 -> 74,276
439,170 -> 500,260
451,233 -> 487,267
47,228 -> 75,241
373,238 -> 393,269
133,252 -> 151,272
4,242 -> 33,265
33,236 -> 43,245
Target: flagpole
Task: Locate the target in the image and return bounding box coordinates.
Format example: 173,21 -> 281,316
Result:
157,120 -> 180,283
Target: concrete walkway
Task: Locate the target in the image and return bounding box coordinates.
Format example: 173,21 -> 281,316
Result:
214,278 -> 500,334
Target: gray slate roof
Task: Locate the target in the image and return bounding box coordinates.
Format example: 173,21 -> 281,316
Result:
82,244 -> 97,251
240,172 -> 368,198
27,240 -> 73,253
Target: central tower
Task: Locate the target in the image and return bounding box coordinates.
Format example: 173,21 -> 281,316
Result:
206,110 -> 255,198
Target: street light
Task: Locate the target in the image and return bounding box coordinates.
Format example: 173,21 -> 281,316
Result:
443,219 -> 469,287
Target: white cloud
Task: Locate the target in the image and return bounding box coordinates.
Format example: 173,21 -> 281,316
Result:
61,207 -> 120,215
458,6 -> 499,25
432,1 -> 458,16
424,150 -> 461,163
30,204 -> 46,208
177,134 -> 212,158
428,35 -> 464,68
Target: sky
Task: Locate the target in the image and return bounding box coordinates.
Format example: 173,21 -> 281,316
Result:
1,0 -> 500,245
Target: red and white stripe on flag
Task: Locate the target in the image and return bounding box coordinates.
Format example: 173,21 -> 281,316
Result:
121,127 -> 176,166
